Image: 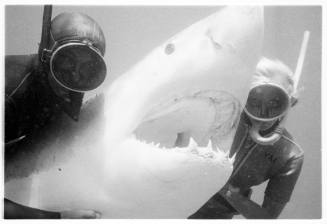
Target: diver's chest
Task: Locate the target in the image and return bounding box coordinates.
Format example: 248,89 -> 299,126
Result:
230,145 -> 281,188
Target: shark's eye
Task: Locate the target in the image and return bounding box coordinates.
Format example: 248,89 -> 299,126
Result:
165,43 -> 175,55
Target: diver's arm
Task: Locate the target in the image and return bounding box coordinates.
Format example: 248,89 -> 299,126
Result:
4,198 -> 100,219
219,185 -> 286,219
220,153 -> 303,219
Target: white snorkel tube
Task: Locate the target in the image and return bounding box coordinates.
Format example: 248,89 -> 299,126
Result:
248,31 -> 310,145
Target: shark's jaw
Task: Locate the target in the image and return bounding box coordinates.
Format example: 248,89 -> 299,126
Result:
101,88 -> 241,217
131,89 -> 241,165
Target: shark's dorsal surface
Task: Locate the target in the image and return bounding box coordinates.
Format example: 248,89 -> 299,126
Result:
5,6 -> 263,218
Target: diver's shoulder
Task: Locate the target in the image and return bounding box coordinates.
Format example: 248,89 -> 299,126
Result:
5,54 -> 39,95
277,129 -> 304,160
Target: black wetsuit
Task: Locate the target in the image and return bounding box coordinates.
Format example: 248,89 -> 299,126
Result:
5,54 -> 84,219
189,113 -> 304,219
5,54 -> 83,153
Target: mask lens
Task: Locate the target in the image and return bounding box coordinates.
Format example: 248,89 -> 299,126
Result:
51,44 -> 106,92
245,84 -> 289,120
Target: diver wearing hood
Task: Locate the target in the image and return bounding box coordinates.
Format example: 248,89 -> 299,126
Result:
5,9 -> 106,219
188,58 -> 304,219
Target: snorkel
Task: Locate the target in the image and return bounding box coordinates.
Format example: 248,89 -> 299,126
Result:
247,31 -> 310,145
38,5 -> 52,71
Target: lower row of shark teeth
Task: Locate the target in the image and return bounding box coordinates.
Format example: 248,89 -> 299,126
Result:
144,137 -> 234,161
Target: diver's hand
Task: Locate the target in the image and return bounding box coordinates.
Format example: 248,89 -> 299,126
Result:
60,209 -> 101,219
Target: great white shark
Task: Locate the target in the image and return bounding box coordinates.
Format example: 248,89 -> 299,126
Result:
5,6 -> 263,218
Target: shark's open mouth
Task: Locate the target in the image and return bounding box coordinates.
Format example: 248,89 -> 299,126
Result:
133,89 -> 241,161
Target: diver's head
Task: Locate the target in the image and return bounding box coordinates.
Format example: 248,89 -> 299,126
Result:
42,12 -> 107,94
40,12 -> 107,120
245,57 -> 297,132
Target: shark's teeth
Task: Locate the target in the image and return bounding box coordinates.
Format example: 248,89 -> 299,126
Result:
137,135 -> 231,161
188,137 -> 198,154
229,152 -> 237,163
189,137 -> 198,149
197,146 -> 215,158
